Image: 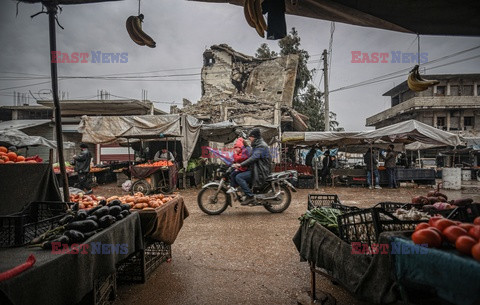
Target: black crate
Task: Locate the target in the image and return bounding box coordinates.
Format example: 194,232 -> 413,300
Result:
78,272 -> 116,305
337,208 -> 424,248
331,202 -> 361,213
445,204 -> 480,222
0,201 -> 68,247
374,202 -> 414,213
308,194 -> 341,210
116,239 -> 171,283
297,176 -> 315,189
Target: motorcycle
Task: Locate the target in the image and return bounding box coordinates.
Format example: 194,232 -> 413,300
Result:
197,165 -> 298,215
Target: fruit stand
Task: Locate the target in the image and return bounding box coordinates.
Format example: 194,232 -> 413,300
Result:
129,160 -> 178,195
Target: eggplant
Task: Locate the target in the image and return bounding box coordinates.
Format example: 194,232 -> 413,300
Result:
87,205 -> 103,215
86,215 -> 98,222
75,210 -> 88,221
92,206 -> 110,218
98,215 -> 116,228
120,204 -> 131,211
64,230 -> 85,243
42,235 -> 70,250
116,214 -> 124,221
109,206 -> 122,217
65,220 -> 99,233
120,210 -> 130,218
107,199 -> 122,207
83,230 -> 97,240
59,214 -> 75,226
98,199 -> 107,206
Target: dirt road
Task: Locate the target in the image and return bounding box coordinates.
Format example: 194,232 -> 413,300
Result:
104,185 -> 476,305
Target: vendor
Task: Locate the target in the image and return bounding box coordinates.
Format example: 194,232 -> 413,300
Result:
154,148 -> 175,162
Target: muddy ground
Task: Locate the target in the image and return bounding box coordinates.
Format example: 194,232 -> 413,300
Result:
93,183 -> 479,305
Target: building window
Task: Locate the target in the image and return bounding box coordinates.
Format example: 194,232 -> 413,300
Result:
464,116 -> 474,128
436,85 -> 446,96
449,85 -> 459,96
437,117 -> 445,127
462,85 -> 473,96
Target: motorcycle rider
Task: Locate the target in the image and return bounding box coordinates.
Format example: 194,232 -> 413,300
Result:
233,128 -> 272,205
227,137 -> 250,194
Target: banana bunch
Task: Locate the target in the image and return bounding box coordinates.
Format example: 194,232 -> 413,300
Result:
126,14 -> 156,48
244,0 -> 267,38
407,65 -> 439,92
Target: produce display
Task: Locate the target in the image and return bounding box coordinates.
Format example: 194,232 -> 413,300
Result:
411,216 -> 480,261
411,189 -> 474,213
29,199 -> 132,250
53,162 -> 75,174
136,160 -> 174,167
69,192 -> 178,210
393,208 -> 430,221
299,207 -> 342,234
90,167 -> 109,173
0,146 -> 42,164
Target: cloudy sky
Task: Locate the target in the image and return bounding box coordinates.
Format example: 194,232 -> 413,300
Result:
0,0 -> 479,131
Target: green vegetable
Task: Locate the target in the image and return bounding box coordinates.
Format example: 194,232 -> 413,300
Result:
299,207 -> 342,234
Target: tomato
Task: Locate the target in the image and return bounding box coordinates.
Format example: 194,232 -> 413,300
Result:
428,216 -> 443,227
434,219 -> 456,232
474,217 -> 480,226
411,229 -> 442,248
443,226 -> 468,243
459,223 -> 475,232
472,243 -> 480,261
415,223 -> 430,231
455,235 -> 477,255
468,226 -> 480,241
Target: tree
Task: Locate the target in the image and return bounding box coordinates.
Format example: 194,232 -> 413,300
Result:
256,28 -> 342,131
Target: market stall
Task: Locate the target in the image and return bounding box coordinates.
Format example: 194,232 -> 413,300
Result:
0,212 -> 144,305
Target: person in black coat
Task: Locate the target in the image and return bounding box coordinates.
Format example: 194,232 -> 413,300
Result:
73,143 -> 93,194
321,150 -> 334,186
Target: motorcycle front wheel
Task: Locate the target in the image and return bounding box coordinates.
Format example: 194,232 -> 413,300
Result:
197,185 -> 229,215
263,184 -> 292,213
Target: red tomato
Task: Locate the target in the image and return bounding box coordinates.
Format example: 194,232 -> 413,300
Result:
472,243 -> 480,261
443,226 -> 468,243
468,226 -> 480,240
459,223 -> 475,232
474,217 -> 480,226
455,235 -> 477,255
428,216 -> 443,227
411,229 -> 442,248
434,219 -> 456,232
415,223 -> 430,231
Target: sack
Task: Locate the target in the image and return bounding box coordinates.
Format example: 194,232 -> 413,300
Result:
122,180 -> 132,192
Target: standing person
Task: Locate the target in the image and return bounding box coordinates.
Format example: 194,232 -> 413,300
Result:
364,147 -> 381,189
320,150 -> 333,186
227,137 -> 250,194
233,128 -> 272,205
73,143 -> 93,194
381,144 -> 398,188
305,147 -> 317,168
154,148 -> 175,162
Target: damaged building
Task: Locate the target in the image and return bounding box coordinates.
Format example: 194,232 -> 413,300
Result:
176,44 -> 308,131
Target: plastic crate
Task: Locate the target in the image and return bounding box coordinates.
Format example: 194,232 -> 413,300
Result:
116,239 -> 171,283
337,208 -> 424,248
78,272 -> 116,305
444,203 -> 480,222
374,202 -> 414,213
308,194 -> 341,210
330,202 -> 361,213
0,202 -> 68,247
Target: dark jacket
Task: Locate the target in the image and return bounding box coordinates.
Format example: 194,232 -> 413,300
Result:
240,138 -> 271,188
381,150 -> 397,168
305,149 -> 316,167
322,155 -> 334,173
364,149 -> 378,170
74,148 -> 92,174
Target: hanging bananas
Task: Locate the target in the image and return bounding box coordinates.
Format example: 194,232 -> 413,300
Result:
407,65 -> 439,92
244,0 -> 267,38
126,14 -> 156,48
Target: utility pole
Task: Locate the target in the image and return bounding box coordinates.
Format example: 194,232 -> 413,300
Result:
322,49 -> 330,131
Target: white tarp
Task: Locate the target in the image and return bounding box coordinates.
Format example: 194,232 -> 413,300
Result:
201,121 -> 279,144
0,129 -> 74,149
78,115 -> 182,144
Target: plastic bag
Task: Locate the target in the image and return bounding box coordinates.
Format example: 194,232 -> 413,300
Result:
122,180 -> 132,192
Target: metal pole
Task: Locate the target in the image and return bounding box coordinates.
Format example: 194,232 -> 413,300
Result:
47,5 -> 69,202
323,49 -> 330,131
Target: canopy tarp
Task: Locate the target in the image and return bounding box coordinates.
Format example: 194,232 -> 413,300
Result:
78,115 -> 182,143
200,121 -> 279,144
0,129 -> 74,149
282,120 -> 462,148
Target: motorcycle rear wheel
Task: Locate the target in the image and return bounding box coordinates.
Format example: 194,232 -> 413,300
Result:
197,186 -> 229,215
263,184 -> 292,213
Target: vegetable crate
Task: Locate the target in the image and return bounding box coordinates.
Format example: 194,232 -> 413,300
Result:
375,202 -> 480,222
0,201 -> 68,247
330,202 -> 361,213
78,272 -> 117,305
116,238 -> 171,283
308,194 -> 341,210
337,208 -> 424,249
